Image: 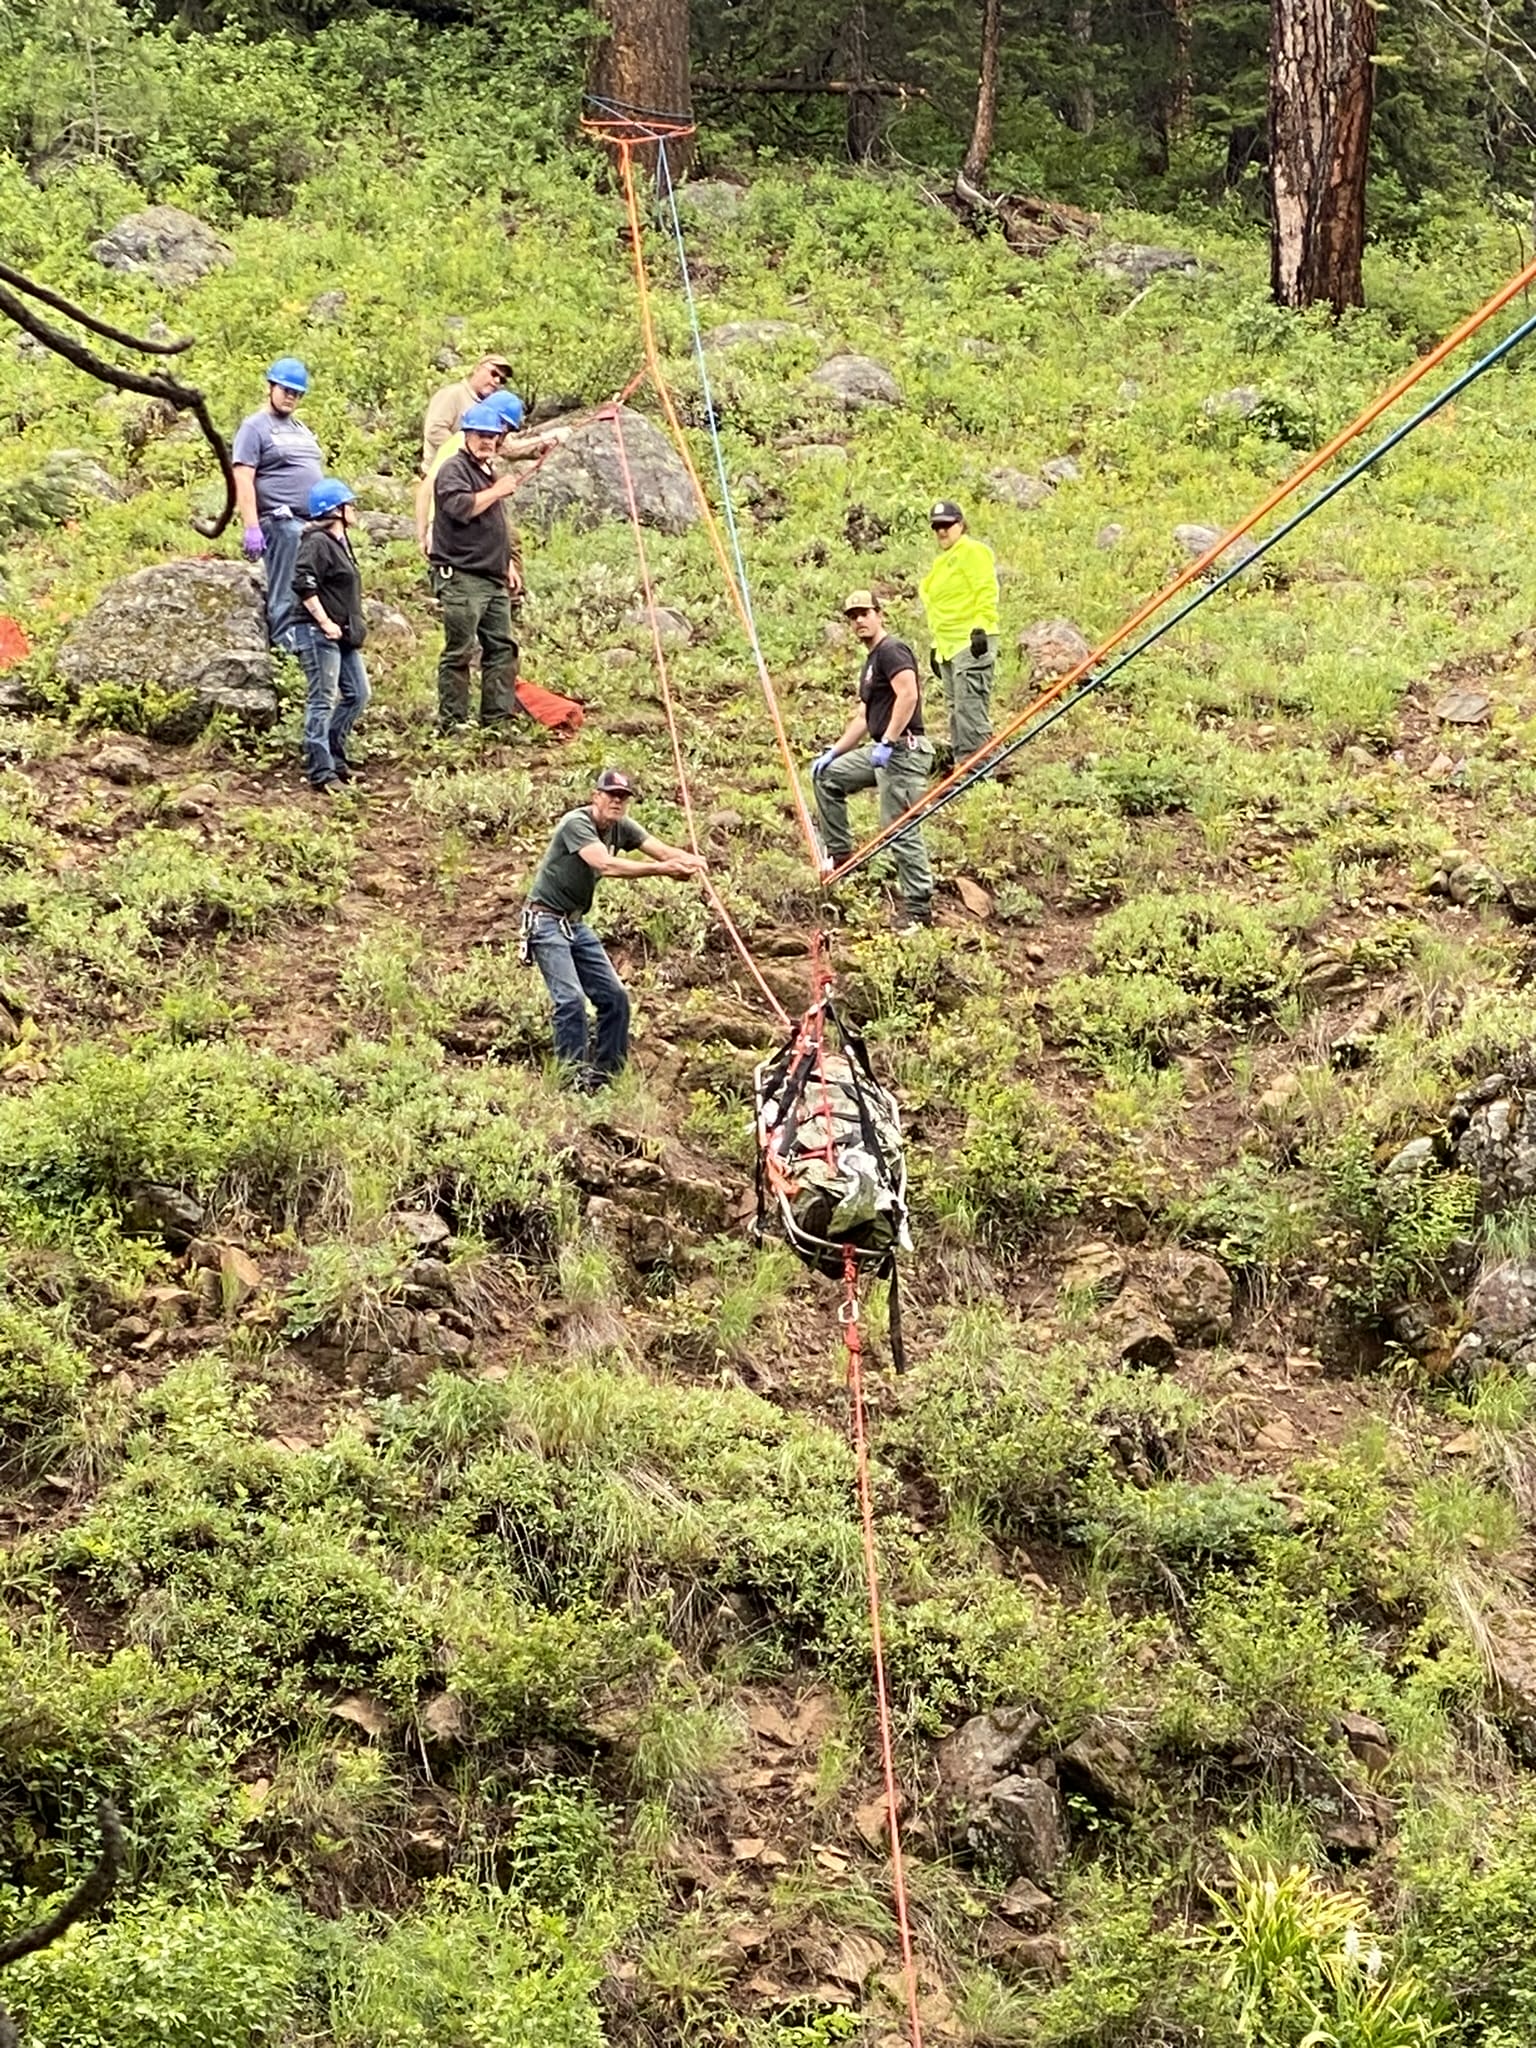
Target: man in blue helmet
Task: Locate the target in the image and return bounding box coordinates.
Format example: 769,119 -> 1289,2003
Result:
429,397 -> 525,735
414,388 -> 531,562
290,478 -> 370,797
232,358 -> 324,650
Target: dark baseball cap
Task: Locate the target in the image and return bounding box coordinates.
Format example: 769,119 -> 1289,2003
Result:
595,766 -> 636,796
930,499 -> 965,527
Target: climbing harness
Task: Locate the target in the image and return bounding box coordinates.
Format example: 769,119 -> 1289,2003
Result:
832,249 -> 1536,883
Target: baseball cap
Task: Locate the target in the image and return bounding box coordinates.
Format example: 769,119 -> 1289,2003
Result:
930,499 -> 964,527
843,589 -> 880,616
480,353 -> 513,371
595,766 -> 636,796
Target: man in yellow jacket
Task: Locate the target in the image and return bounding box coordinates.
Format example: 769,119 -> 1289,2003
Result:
918,499 -> 999,765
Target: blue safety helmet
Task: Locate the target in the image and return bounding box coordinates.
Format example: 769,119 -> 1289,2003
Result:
266,356 -> 310,395
461,399 -> 509,434
308,478 -> 354,519
492,391 -> 526,429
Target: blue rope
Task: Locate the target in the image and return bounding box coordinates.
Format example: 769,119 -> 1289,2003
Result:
837,299 -> 1536,871
655,137 -> 760,635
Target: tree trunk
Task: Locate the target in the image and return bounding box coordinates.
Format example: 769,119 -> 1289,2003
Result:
962,0 -> 1003,181
1268,0 -> 1375,312
843,0 -> 881,162
1064,0 -> 1094,136
588,0 -> 695,176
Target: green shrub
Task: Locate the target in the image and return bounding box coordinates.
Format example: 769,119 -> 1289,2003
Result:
1048,969 -> 1201,1063
1089,893 -> 1295,1019
0,1292 -> 91,1468
0,1889 -> 309,2048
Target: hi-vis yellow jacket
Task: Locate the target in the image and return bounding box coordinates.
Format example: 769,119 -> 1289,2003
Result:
918,534 -> 999,661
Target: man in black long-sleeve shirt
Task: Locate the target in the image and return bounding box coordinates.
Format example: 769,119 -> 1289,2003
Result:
429,399 -> 522,734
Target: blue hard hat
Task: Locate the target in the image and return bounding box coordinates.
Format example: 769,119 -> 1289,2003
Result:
267,355 -> 310,394
492,391 -> 526,429
308,478 -> 354,519
461,399 -> 509,434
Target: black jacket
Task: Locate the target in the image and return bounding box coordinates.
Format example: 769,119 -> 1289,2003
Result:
291,524 -> 366,649
430,447 -> 511,579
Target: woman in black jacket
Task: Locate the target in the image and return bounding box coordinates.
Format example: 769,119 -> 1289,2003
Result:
291,478 -> 371,794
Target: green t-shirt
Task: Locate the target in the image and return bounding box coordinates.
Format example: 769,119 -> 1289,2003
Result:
528,807 -> 647,919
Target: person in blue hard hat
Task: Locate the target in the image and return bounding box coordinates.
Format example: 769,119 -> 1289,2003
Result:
429,396 -> 526,734
414,387 -> 533,562
232,357 -> 325,651
290,478 -> 370,796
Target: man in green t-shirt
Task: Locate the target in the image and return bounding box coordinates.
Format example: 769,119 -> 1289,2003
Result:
524,767 -> 707,1091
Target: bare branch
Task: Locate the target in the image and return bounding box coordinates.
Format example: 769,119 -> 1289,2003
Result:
0,281 -> 235,537
0,1802 -> 125,2048
0,262 -> 193,356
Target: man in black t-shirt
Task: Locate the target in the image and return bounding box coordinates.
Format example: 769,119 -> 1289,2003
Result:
810,591 -> 935,932
429,400 -> 523,735
524,767 -> 707,1091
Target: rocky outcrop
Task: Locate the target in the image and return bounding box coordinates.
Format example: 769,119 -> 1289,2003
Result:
1018,618 -> 1092,679
56,560 -> 277,741
1145,1249 -> 1233,1345
703,320 -> 805,350
1090,244 -> 1199,289
90,207 -> 230,288
519,407 -> 697,535
807,354 -> 902,410
1173,523 -> 1259,574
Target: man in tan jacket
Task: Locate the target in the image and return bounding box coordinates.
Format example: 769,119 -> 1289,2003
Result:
421,351 -> 514,465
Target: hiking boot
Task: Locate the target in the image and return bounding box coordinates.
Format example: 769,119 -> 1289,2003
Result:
891,905 -> 933,936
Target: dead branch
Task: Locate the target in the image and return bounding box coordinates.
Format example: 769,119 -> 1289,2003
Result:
0,262 -> 193,356
0,1802 -> 124,2048
0,275 -> 234,537
693,75 -> 927,98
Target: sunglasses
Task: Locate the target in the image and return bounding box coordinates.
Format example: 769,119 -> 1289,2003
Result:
931,519 -> 959,531
485,367 -> 507,381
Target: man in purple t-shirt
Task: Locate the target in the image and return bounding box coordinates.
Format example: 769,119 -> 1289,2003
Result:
232,356 -> 324,650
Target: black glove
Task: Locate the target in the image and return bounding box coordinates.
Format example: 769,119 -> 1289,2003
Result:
970,626 -> 990,659
929,647 -> 942,678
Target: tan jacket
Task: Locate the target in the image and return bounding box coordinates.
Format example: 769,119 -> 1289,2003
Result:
421,378 -> 478,465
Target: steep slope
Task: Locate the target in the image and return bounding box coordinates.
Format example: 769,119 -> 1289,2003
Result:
4,150 -> 1536,2048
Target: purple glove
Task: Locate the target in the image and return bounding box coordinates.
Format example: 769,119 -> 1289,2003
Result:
811,747 -> 838,778
869,741 -> 893,769
242,523 -> 266,558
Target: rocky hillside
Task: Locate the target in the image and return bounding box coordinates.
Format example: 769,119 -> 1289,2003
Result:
5,148 -> 1536,2048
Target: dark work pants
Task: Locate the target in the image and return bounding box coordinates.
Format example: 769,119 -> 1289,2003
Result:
433,566 -> 517,732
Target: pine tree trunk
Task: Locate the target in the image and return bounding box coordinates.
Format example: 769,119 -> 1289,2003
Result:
588,0 -> 695,176
1268,0 -> 1375,313
962,0 -> 1003,181
844,0 -> 881,162
1065,0 -> 1094,136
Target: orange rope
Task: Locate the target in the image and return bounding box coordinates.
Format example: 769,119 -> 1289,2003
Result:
611,137 -> 826,881
842,1248 -> 924,2048
606,400 -> 792,1030
832,247 -> 1536,881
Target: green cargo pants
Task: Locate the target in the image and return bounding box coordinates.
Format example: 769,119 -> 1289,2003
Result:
433,566 -> 517,732
813,739 -> 934,917
938,633 -> 996,762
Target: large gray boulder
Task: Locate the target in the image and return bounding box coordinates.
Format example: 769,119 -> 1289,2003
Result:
519,406 -> 696,535
90,207 -> 230,288
56,559 -> 277,741
808,354 -> 902,410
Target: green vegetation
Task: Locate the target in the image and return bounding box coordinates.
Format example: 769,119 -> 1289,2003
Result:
6,33 -> 1536,2048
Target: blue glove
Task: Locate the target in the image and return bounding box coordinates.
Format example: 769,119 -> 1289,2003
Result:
811,748 -> 838,778
869,741 -> 893,769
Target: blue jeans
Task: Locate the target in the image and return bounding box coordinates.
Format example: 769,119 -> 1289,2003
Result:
260,511 -> 305,649
528,914 -> 630,1087
294,624 -> 370,787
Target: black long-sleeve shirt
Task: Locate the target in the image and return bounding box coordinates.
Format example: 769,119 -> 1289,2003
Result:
430,448 -> 511,579
291,524 -> 366,649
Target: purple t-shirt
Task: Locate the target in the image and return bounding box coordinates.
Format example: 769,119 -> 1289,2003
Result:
232,407 -> 324,519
